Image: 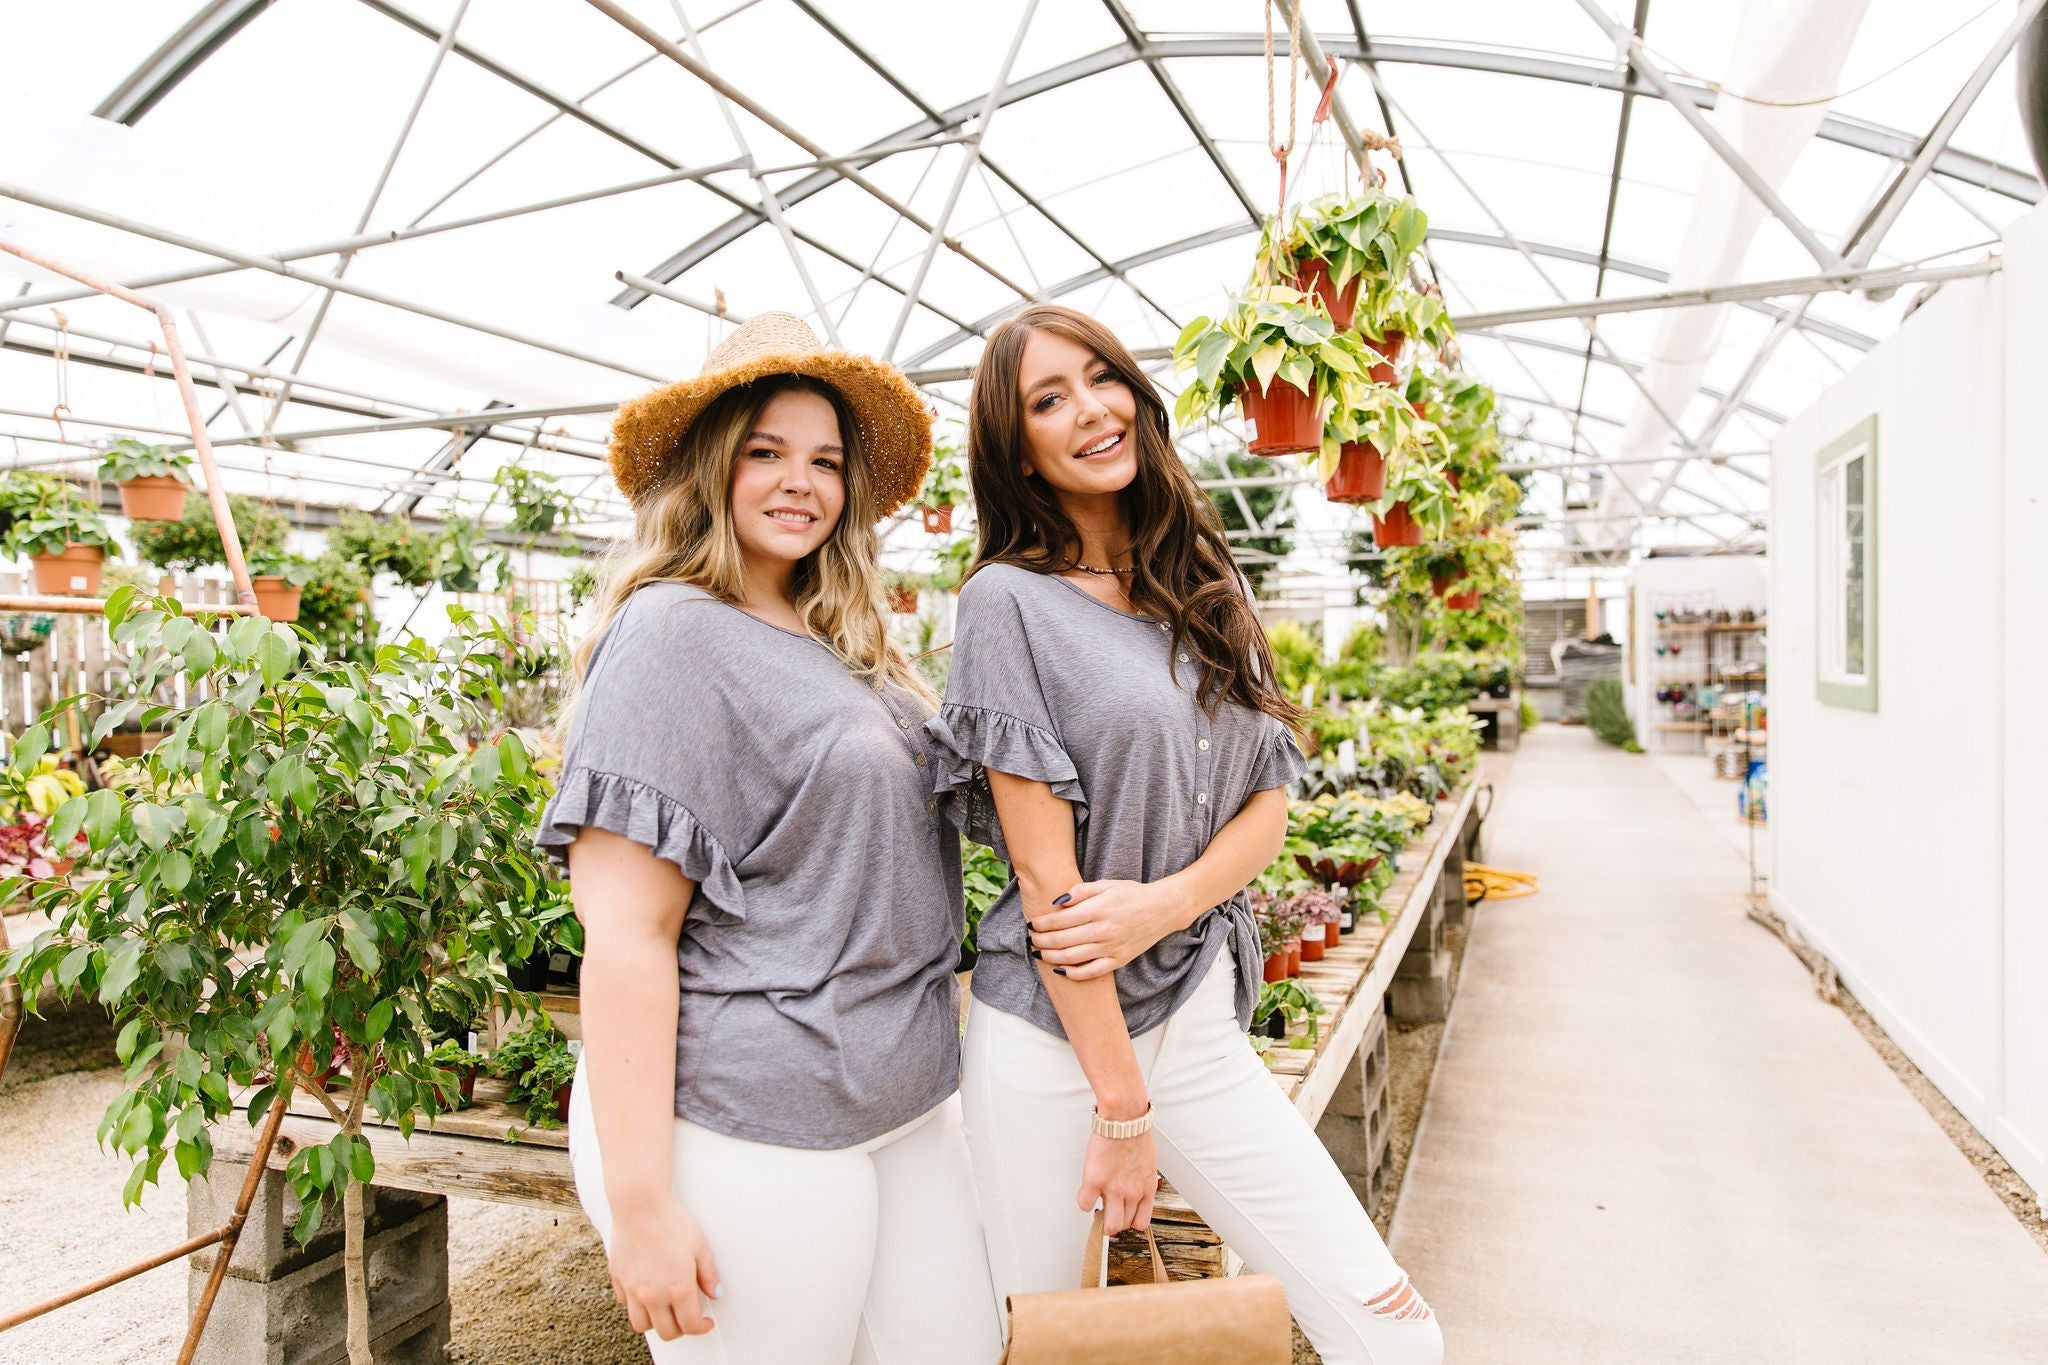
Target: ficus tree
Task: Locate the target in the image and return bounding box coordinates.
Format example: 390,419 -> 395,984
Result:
1,590 -> 560,1364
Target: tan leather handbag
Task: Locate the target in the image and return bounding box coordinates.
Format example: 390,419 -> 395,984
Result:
997,1213 -> 1291,1364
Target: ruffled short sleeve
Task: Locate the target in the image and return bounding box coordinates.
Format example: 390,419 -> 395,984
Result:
533,585 -> 756,924
924,569 -> 1086,859
538,769 -> 747,925
1250,714 -> 1309,793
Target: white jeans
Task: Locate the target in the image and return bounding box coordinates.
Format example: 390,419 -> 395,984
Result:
568,1064 -> 1002,1364
961,955 -> 1445,1365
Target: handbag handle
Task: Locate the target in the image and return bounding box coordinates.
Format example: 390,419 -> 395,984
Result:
1078,1210 -> 1170,1290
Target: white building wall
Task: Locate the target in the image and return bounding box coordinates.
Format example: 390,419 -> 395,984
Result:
1769,206 -> 2046,1193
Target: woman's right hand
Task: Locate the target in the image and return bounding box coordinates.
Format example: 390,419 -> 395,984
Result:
607,1194 -> 723,1341
1078,1127 -> 1159,1235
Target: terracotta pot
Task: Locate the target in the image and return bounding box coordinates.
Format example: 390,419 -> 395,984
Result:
1286,941 -> 1302,977
552,1080 -> 573,1123
1446,588 -> 1482,611
1367,329 -> 1407,386
30,542 -> 105,596
1447,470 -> 1463,491
922,503 -> 953,534
1300,923 -> 1325,962
1326,442 -> 1386,504
1430,569 -> 1465,598
251,575 -> 303,623
116,475 -> 188,522
1290,257 -> 1360,331
1237,377 -> 1321,456
1372,501 -> 1423,547
886,584 -> 919,614
1262,951 -> 1289,985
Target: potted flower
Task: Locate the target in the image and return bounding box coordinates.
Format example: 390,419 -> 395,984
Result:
423,1038 -> 486,1109
1173,286 -> 1375,457
97,439 -> 195,522
1263,188 -> 1430,334
919,446 -> 968,534
2,473 -> 121,596
1285,884 -> 1342,963
1252,889 -> 1303,984
247,551 -> 316,623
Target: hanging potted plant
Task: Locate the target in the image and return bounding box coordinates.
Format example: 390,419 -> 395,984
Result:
431,514 -> 506,594
96,439 -> 196,523
247,551 -> 316,623
6,489 -> 121,596
1173,286 -> 1373,457
494,465 -> 581,542
919,446 -> 967,534
133,491 -> 289,575
1362,288 -> 1455,386
1318,379 -> 1434,506
1369,457 -> 1456,549
1264,188 -> 1431,335
883,569 -> 926,615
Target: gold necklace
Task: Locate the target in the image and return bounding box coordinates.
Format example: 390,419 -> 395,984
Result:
1071,562 -> 1135,576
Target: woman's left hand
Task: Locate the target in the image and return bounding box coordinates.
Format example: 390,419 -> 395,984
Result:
1028,880 -> 1192,980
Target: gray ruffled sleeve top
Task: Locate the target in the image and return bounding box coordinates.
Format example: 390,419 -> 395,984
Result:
926,563 -> 1305,1039
537,582 -> 963,1149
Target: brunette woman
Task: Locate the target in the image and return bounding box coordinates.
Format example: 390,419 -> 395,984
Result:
929,304 -> 1443,1363
540,314 -> 999,1363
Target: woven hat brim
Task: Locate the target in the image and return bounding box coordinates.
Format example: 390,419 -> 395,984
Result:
609,350 -> 933,519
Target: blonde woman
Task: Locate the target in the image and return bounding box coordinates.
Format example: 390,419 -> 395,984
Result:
539,314 -> 999,1363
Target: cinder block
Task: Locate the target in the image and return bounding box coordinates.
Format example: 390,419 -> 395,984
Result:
186,1163 -> 449,1365
1389,954 -> 1452,1022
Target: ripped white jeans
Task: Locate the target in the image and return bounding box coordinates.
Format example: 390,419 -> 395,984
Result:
961,953 -> 1444,1365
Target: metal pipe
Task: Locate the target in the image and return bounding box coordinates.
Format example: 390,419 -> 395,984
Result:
0,237 -> 258,608
884,0 -> 1040,358
0,183 -> 667,384
1571,0 -> 1853,275
1454,258 -> 2000,331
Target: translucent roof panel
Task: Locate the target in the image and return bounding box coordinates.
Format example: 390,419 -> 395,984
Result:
1,0 -> 2039,576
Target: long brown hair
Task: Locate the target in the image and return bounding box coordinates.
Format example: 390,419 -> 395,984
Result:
967,304 -> 1300,733
564,374 -> 933,728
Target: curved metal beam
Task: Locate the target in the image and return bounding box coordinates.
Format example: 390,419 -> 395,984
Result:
632,33 -> 2039,304
95,0 -> 275,124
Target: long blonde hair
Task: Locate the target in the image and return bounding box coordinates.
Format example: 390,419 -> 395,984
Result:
566,374 -> 933,714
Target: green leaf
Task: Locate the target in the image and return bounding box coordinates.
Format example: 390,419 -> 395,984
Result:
191,805 -> 230,858
182,630 -> 216,675
237,814 -> 271,863
192,701 -> 228,752
303,941 -> 335,1000
116,1016 -> 143,1064
340,913 -> 378,975
159,848 -> 193,894
99,939 -> 144,1003
117,1100 -> 153,1153
365,997 -> 394,1043
11,722 -> 48,772
287,762 -> 316,816
105,583 -> 138,626
255,629 -> 297,686
132,803 -> 183,851
470,742 -> 500,796
48,794 -> 87,847
281,918 -> 326,975
1249,340 -> 1287,396
345,1137 -> 375,1185
175,1132 -> 213,1181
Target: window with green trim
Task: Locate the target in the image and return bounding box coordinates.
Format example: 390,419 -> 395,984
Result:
1816,417 -> 1877,711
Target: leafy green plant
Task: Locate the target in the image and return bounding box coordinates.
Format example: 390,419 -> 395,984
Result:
929,536 -> 976,594
1252,977 -> 1326,1048
97,438 -> 194,485
487,1016 -> 575,1126
1585,678 -> 1640,752
1318,374 -> 1433,485
564,564 -> 599,612
1370,458 -> 1457,541
1519,696 -> 1541,731
329,511 -> 435,588
921,443 -> 968,510
1366,286 -> 1453,352
0,470 -> 120,558
131,493 -> 288,571
493,466 -> 579,539
0,591 -> 557,1359
421,1038 -> 484,1109
1171,285 -> 1374,429
1263,188 -> 1430,323
961,838 -> 1008,960
431,515 -> 507,593
247,550 -> 318,586
294,551 -> 375,662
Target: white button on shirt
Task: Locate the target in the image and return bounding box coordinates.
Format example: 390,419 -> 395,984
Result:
1198,739 -> 1210,751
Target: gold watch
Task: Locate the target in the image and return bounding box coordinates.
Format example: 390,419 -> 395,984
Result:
1091,1104 -> 1153,1140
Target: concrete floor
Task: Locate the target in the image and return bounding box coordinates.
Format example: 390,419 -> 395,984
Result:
1390,725 -> 2048,1365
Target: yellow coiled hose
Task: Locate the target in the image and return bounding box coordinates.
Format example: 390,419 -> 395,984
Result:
1464,863 -> 1539,903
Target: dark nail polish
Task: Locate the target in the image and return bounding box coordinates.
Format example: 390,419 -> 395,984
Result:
1053,966 -> 1068,976
1029,948 -> 1042,959
1053,894 -> 1072,906
1024,920 -> 1035,931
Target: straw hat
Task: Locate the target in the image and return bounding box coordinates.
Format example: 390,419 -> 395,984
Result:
608,312 -> 933,517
